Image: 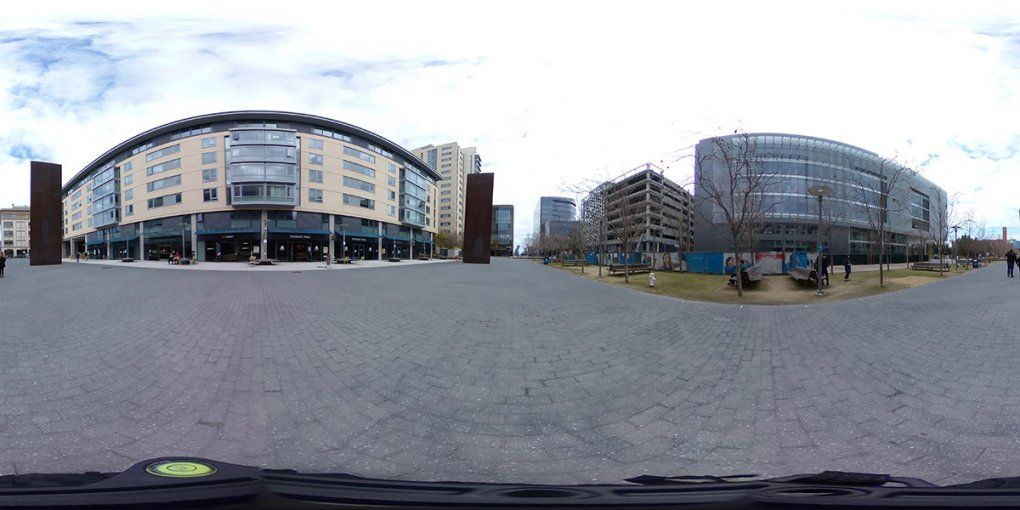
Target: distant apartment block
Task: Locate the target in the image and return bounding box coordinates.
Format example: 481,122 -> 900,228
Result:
413,143 -> 483,251
1,205 -> 31,257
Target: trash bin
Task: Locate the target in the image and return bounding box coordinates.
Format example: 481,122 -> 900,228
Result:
543,257 -> 549,265
972,258 -> 979,268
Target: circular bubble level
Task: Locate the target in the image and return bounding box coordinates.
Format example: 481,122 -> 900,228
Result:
146,461 -> 217,478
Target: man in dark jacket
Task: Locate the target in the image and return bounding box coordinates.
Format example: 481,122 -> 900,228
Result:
1007,249 -> 1017,278
0,252 -> 6,277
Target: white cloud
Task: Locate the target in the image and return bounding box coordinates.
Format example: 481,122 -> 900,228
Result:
2,0 -> 1020,245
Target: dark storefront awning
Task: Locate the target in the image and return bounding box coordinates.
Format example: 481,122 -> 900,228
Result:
196,227 -> 260,235
268,227 -> 331,236
336,230 -> 381,239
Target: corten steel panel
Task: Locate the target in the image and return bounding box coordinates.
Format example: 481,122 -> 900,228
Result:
462,173 -> 494,264
30,161 -> 63,266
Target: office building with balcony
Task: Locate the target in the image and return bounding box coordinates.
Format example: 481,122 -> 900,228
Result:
61,111 -> 441,262
693,133 -> 947,263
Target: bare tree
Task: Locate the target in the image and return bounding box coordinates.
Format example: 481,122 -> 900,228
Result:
603,180 -> 648,283
692,132 -> 780,297
562,224 -> 588,273
926,189 -> 953,276
564,177 -> 611,277
845,154 -> 915,287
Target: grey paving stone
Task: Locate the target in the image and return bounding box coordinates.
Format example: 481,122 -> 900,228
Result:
0,259 -> 1017,484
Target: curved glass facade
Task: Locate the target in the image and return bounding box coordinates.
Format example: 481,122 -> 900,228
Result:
694,133 -> 947,262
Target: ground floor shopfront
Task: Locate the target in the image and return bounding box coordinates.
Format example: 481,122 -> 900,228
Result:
64,210 -> 435,263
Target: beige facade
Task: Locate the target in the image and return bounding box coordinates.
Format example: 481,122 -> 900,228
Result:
412,142 -> 482,248
61,112 -> 441,262
1,206 -> 30,257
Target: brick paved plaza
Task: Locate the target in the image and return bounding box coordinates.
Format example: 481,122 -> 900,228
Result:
1,258 -> 1018,484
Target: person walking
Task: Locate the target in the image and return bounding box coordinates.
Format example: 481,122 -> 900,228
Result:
0,252 -> 6,278
844,256 -> 852,281
75,251 -> 80,263
1007,248 -> 1017,278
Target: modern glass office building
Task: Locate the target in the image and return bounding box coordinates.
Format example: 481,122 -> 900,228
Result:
61,111 -> 441,262
533,196 -> 576,239
491,204 -> 514,256
693,133 -> 947,263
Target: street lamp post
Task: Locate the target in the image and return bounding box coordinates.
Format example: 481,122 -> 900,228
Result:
327,233 -> 334,268
951,224 -> 960,270
808,185 -> 833,296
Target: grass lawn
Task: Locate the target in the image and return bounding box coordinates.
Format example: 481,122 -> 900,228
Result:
546,262 -> 971,305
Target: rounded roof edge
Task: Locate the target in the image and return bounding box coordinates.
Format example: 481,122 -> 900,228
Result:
63,110 -> 441,194
700,132 -> 880,158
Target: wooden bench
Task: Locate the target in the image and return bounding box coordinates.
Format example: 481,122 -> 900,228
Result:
334,257 -> 353,264
607,264 -> 650,275
560,260 -> 584,266
248,258 -> 276,266
910,262 -> 950,271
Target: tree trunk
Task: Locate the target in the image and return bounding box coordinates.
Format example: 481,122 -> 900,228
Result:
878,228 -> 885,288
938,243 -> 944,276
738,243 -> 746,297
623,248 -> 630,284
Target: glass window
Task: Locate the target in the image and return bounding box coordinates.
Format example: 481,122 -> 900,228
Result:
201,137 -> 216,148
124,174 -> 133,186
232,130 -> 265,143
387,205 -> 396,216
343,160 -> 376,178
387,176 -> 397,187
147,174 -> 181,192
147,192 -> 182,209
124,189 -> 133,200
125,204 -> 133,216
202,168 -> 217,182
308,153 -> 324,165
146,144 -> 180,162
147,158 -> 181,176
388,190 -> 396,200
203,188 -> 219,202
343,146 -> 376,164
343,176 -> 375,193
265,164 -> 296,180
308,188 -> 323,203
343,193 -> 374,209
267,184 -> 293,199
388,162 -> 398,174
265,131 -> 296,144
123,161 -> 133,172
309,169 -> 324,183
202,152 -> 217,164
308,138 -> 324,150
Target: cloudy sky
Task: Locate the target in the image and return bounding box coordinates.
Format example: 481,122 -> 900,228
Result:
2,0 -> 1019,246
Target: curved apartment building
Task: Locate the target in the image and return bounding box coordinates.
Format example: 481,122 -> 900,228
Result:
61,111 -> 441,262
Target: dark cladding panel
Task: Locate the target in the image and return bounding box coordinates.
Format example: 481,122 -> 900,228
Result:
462,173 -> 494,264
30,161 -> 63,265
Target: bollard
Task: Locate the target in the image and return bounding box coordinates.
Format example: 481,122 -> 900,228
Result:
648,272 -> 656,288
